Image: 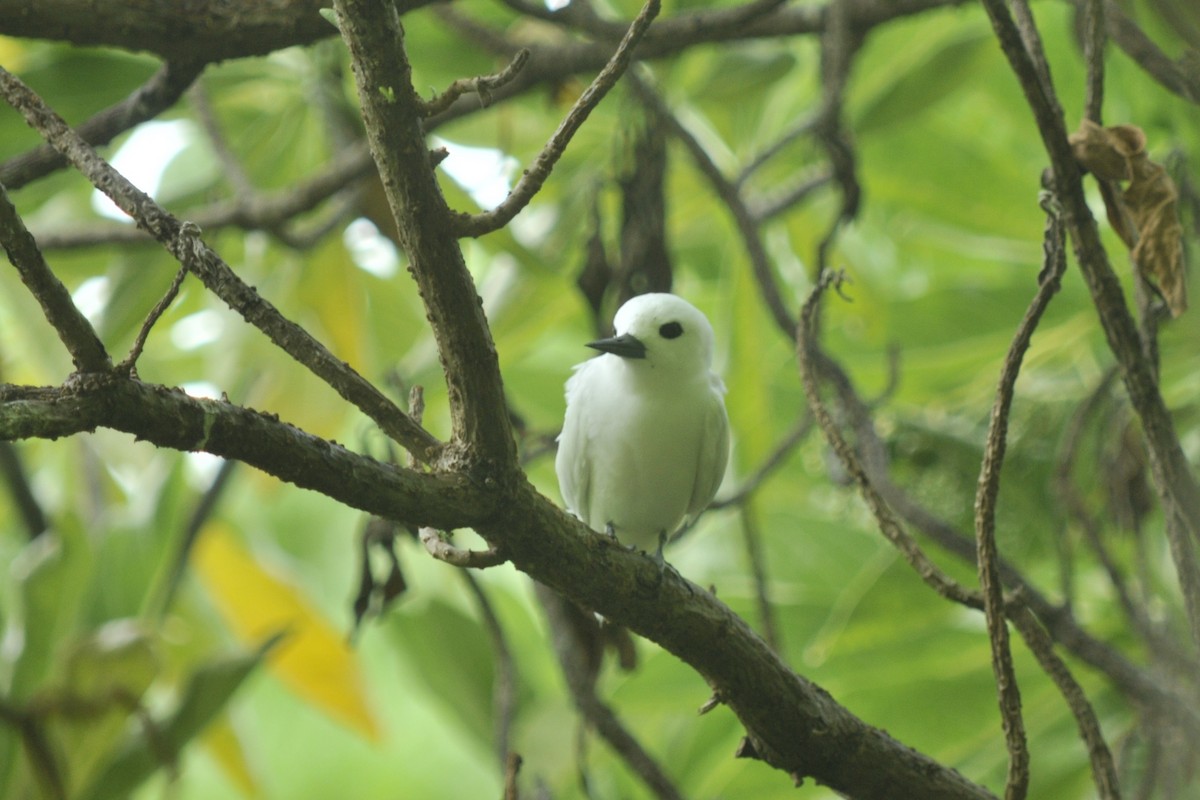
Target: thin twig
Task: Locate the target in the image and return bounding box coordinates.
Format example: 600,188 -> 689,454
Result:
451,0 -> 661,237
750,167 -> 834,223
798,270 -> 983,611
419,49 -> 531,116
973,205 -> 1068,800
1086,0 -> 1200,104
118,263 -> 188,376
709,414 -> 812,510
1082,0 -> 1107,123
736,112 -> 819,186
535,584 -> 686,800
35,142 -> 375,251
419,527 -> 508,568
740,502 -> 781,653
189,81 -> 256,198
1010,600 -> 1122,800
0,440 -> 47,538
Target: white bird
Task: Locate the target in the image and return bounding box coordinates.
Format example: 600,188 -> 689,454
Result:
556,293 -> 730,561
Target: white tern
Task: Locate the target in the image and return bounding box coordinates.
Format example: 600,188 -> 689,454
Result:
556,293 -> 730,561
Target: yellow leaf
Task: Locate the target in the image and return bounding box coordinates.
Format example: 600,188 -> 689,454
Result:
202,715 -> 260,797
193,523 -> 382,742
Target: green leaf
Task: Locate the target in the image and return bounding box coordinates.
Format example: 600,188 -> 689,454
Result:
855,28 -> 994,136
77,635 -> 280,800
384,598 -> 496,747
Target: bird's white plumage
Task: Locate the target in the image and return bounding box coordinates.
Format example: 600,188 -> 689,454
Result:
556,293 -> 730,554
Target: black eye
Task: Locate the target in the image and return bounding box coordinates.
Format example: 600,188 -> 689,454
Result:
659,322 -> 683,339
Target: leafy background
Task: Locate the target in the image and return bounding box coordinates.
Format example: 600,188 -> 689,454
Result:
0,1 -> 1197,798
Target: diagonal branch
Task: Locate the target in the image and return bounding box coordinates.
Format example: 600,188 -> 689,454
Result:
0,185 -> 110,373
0,59 -> 205,190
34,142 -> 375,251
450,0 -> 662,238
0,66 -> 442,464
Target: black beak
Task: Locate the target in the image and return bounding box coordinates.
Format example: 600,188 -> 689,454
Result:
587,332 -> 647,359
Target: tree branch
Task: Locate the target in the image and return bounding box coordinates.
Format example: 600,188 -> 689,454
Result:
980,0 -> 1200,650
973,208 -> 1068,799
451,0 -> 662,238
0,379 -> 485,530
335,0 -> 517,472
0,59 -> 205,190
33,142 -> 375,251
0,184 -> 111,373
0,66 -> 442,464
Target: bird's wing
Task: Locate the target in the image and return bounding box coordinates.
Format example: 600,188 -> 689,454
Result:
555,362 -> 593,525
686,380 -> 730,522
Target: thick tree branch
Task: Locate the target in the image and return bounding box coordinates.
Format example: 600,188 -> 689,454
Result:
0,0 -> 338,63
487,481 -> 998,800
0,379 -> 485,530
335,0 -> 516,472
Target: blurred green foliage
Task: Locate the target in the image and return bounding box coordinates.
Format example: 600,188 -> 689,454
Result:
1,0 -> 1198,798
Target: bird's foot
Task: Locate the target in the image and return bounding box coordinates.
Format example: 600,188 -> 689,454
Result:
652,531 -> 693,595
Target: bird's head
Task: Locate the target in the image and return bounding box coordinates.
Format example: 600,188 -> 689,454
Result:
586,293 -> 716,377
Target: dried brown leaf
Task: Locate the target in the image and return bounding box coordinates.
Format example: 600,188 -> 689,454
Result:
1068,120 -> 1188,317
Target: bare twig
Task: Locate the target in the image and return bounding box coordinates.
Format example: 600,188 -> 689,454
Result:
1082,0 -> 1107,123
118,263 -> 188,376
35,142 -> 375,251
419,527 -> 508,568
0,185 -> 111,373
750,167 -> 834,223
740,502 -> 781,653
451,0 -> 661,238
798,271 -> 983,611
1010,601 -> 1121,800
813,0 -> 862,275
535,583 -> 686,800
189,81 -> 256,198
709,415 -> 812,510
1085,0 -> 1200,104
0,440 -> 47,538
973,206 -> 1068,800
419,49 -> 531,116
503,752 -> 523,800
